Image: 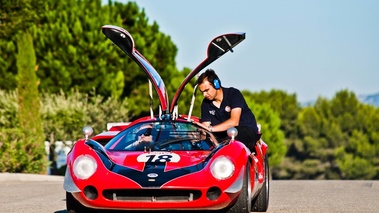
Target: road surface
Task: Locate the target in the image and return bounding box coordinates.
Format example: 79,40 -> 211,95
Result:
0,173 -> 378,212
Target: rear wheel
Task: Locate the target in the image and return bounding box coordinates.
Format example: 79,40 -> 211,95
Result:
226,162 -> 251,213
66,192 -> 96,213
252,154 -> 269,212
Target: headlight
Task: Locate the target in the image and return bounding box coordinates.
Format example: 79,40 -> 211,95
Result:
211,156 -> 235,180
73,155 -> 97,179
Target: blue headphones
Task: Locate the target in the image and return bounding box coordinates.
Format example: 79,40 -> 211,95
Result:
213,78 -> 221,90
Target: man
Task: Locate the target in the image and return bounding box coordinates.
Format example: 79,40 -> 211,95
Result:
196,69 -> 260,151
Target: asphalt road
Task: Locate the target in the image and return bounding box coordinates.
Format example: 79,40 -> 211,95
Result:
0,173 -> 378,213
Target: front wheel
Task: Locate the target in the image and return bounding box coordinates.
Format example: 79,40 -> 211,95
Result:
252,154 -> 269,212
226,162 -> 252,213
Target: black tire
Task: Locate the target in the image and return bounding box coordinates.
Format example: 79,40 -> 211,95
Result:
252,155 -> 269,212
66,192 -> 96,213
225,162 -> 252,213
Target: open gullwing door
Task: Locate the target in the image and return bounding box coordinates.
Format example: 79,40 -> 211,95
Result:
102,25 -> 169,115
170,32 -> 246,115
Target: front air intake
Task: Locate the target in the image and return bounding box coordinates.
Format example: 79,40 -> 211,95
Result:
103,189 -> 202,202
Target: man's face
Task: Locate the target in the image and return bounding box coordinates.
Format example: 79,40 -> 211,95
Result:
138,133 -> 153,142
199,80 -> 216,101
137,125 -> 153,142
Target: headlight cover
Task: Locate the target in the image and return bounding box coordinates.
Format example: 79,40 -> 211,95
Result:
73,155 -> 97,179
211,156 -> 235,180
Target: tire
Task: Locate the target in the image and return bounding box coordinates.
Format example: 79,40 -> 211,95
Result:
66,192 -> 96,213
226,162 -> 252,213
252,154 -> 269,212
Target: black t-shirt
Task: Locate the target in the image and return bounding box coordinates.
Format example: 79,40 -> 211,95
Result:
200,87 -> 259,134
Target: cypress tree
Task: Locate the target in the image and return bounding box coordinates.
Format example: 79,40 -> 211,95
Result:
16,31 -> 46,173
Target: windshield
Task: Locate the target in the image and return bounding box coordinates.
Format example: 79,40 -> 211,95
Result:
105,120 -> 219,151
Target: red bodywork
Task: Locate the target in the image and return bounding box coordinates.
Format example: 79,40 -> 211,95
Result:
66,123 -> 268,210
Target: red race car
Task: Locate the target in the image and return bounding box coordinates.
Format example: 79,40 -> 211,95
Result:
64,25 -> 269,213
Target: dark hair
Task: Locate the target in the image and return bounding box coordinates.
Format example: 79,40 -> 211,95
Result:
197,69 -> 221,89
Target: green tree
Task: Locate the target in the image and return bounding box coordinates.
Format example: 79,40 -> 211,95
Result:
0,90 -> 18,128
41,90 -> 130,141
0,129 -> 29,172
34,0 -> 178,99
282,90 -> 379,179
0,0 -> 47,173
0,88 -> 130,172
16,32 -> 46,173
244,89 -> 301,138
1,0 -> 188,119
335,130 -> 378,179
0,0 -> 44,90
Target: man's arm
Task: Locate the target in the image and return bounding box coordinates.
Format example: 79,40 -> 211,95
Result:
201,121 -> 212,128
196,107 -> 241,132
211,107 -> 241,132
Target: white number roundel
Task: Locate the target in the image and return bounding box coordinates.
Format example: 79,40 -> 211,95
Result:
137,152 -> 180,163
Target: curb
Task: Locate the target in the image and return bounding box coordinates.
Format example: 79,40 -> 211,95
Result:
0,172 -> 64,182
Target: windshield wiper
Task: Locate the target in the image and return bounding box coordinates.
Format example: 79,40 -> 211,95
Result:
157,137 -> 198,147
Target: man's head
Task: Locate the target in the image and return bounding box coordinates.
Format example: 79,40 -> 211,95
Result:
197,69 -> 222,101
135,124 -> 154,142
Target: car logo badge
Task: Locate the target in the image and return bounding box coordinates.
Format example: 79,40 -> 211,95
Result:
147,173 -> 158,178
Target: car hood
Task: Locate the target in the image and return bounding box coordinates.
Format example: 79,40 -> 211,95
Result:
104,150 -> 213,188
108,150 -> 211,172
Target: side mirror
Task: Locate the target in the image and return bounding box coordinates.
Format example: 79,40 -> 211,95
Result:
227,127 -> 238,141
82,126 -> 94,141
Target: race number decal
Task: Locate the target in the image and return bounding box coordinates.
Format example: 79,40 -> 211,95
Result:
137,152 -> 180,163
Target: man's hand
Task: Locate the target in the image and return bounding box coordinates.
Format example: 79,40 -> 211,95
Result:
192,121 -> 212,132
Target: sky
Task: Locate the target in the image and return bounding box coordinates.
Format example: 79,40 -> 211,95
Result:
116,0 -> 379,102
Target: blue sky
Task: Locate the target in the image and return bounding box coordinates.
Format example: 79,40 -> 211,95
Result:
117,0 -> 379,102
